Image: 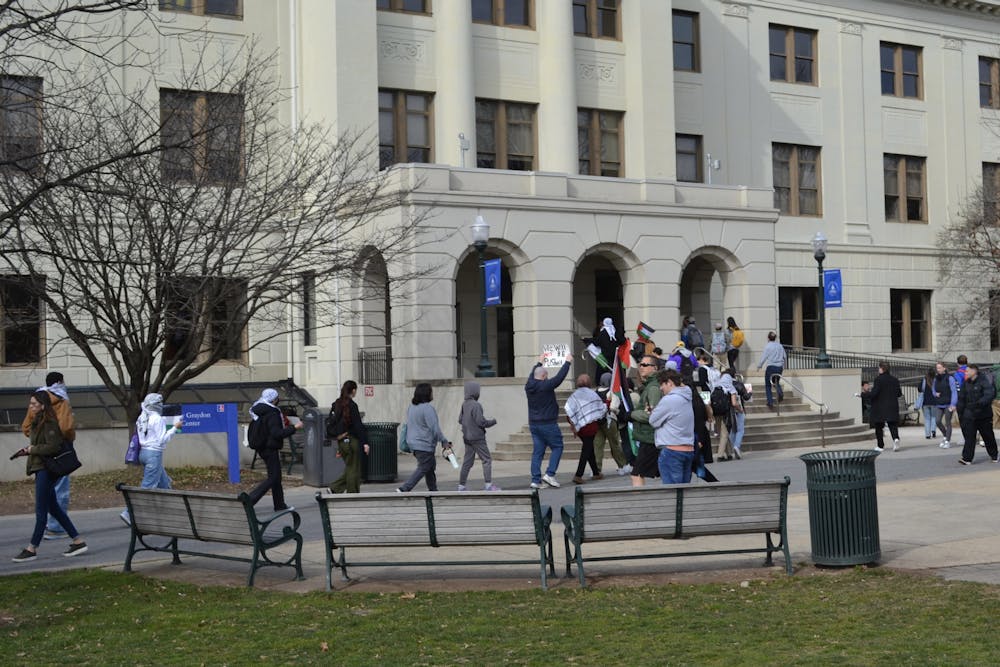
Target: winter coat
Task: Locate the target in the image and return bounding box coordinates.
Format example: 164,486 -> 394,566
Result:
329,398 -> 369,443
629,374 -> 662,444
932,372 -> 958,408
525,361 -> 571,424
21,392 -> 75,441
865,372 -> 902,424
649,384 -> 695,447
250,402 -> 295,452
957,374 -> 996,422
25,415 -> 65,476
458,381 -> 496,445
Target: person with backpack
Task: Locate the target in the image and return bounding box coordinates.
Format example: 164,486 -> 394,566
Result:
710,322 -> 728,360
247,388 -> 301,511
328,381 -> 370,494
711,371 -> 741,461
932,361 -> 958,448
917,368 -> 937,440
727,317 -> 744,374
667,342 -> 699,384
957,364 -> 999,465
683,317 -> 705,351
119,392 -> 185,526
685,375 -> 717,482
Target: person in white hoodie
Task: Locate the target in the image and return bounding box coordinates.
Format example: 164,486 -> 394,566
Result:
648,369 -> 696,484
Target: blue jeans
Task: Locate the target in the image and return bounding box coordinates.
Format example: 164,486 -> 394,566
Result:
764,365 -> 784,405
46,475 -> 71,533
140,448 -> 172,489
529,422 -> 564,483
658,448 -> 694,485
922,406 -> 936,437
730,412 -> 746,452
32,469 -> 79,547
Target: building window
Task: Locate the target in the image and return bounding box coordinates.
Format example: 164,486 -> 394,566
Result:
476,99 -> 535,171
991,290 -> 1000,351
573,0 -> 618,40
0,76 -> 42,173
302,272 -> 316,346
778,287 -> 819,349
378,89 -> 432,170
672,10 -> 699,72
159,0 -> 242,18
769,25 -> 816,84
985,162 -> 1000,225
472,0 -> 531,27
880,42 -> 921,98
772,143 -> 821,216
890,289 -> 930,352
0,276 -> 42,365
884,154 -> 926,223
981,57 -> 1000,109
676,134 -> 702,182
160,89 -> 244,185
577,108 -> 622,177
165,277 -> 247,362
377,0 -> 429,13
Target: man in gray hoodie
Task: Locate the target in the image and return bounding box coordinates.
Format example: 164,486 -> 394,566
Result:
649,369 -> 696,484
457,381 -> 500,491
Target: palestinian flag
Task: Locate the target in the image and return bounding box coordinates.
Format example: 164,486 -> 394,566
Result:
585,343 -> 611,370
636,321 -> 655,341
611,340 -> 634,414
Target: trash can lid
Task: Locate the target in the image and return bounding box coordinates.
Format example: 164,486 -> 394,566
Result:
799,449 -> 881,463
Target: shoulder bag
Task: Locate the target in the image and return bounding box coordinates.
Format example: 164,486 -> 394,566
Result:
45,440 -> 82,478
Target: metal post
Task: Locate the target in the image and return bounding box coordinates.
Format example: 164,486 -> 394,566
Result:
474,242 -> 495,378
815,255 -> 832,369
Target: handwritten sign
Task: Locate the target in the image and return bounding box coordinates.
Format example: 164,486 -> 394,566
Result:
542,343 -> 570,368
364,385 -> 374,397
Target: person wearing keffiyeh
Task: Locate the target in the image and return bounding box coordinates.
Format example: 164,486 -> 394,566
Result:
120,393 -> 183,526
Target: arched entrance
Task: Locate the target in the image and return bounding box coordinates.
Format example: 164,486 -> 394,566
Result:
679,250 -> 732,344
572,254 -> 624,373
357,249 -> 392,383
455,254 -> 515,377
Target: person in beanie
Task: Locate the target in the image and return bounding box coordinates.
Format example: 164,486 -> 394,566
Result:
21,371 -> 75,540
247,389 -> 300,511
457,381 -> 500,491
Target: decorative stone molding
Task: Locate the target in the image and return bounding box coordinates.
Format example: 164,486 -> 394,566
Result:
942,36 -> 964,51
378,39 -> 425,63
577,62 -> 617,83
722,3 -> 749,18
839,21 -> 862,36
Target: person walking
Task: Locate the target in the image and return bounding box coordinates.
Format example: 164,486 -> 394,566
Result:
11,390 -> 88,562
957,364 -> 999,465
398,383 -> 453,492
932,362 -> 958,448
686,375 -> 718,482
649,369 -> 696,484
246,389 -> 300,512
20,371 -> 75,540
628,354 -> 663,487
584,317 -> 625,378
328,381 -> 370,494
864,362 -> 902,452
726,317 -> 744,374
457,381 -> 500,491
714,370 -> 744,461
594,372 -> 628,475
565,374 -> 607,484
120,393 -> 185,525
525,351 -> 573,489
757,331 -> 786,408
918,368 -> 937,440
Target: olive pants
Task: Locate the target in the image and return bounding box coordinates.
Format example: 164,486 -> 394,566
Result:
330,436 -> 362,494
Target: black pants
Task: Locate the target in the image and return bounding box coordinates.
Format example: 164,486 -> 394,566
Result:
961,416 -> 999,463
248,450 -> 286,511
871,421 -> 900,449
727,348 -> 739,374
574,435 -> 599,477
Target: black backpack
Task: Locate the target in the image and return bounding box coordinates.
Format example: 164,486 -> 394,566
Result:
733,378 -> 752,402
679,354 -> 695,381
326,403 -> 348,438
246,418 -> 266,450
710,386 -> 730,415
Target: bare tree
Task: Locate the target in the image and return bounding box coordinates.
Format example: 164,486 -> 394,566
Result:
0,40 -> 432,421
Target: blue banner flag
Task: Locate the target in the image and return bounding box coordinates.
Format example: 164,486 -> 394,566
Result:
824,269 -> 843,308
484,258 -> 502,306
180,403 -> 241,483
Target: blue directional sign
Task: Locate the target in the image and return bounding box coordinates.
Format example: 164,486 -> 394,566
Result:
824,269 -> 843,308
484,258 -> 502,306
180,403 -> 241,483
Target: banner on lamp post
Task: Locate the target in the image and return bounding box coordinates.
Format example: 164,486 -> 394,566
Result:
824,269 -> 842,308
484,258 -> 501,306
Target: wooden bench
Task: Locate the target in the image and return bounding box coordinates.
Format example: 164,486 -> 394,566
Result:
118,484 -> 305,587
315,490 -> 555,590
561,478 -> 792,587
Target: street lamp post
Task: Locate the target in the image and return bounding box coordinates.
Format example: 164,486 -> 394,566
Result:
812,231 -> 832,369
471,216 -> 496,378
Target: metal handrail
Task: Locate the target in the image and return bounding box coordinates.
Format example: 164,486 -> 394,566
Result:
771,372 -> 828,448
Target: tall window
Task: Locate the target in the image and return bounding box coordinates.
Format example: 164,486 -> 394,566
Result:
880,42 -> 922,98
991,290 -> 1000,351
984,162 -> 1000,225
981,57 -> 1000,109
377,0 -> 429,13
672,10 -> 699,72
160,89 -> 244,185
159,0 -> 242,18
890,289 -> 930,352
578,108 -> 622,177
476,100 -> 535,171
472,0 -> 531,27
378,89 -> 432,170
573,0 -> 618,40
769,25 -> 816,84
884,154 -> 926,223
302,272 -> 316,347
164,277 -> 247,362
676,134 -> 702,182
0,276 -> 42,365
778,287 -> 819,349
0,76 -> 42,172
772,143 -> 821,216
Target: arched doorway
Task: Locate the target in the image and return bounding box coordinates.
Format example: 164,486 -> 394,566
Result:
572,254 -> 624,373
455,254 -> 515,377
679,252 -> 729,344
357,249 -> 392,383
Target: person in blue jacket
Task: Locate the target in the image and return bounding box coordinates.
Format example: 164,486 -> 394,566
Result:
525,351 -> 573,489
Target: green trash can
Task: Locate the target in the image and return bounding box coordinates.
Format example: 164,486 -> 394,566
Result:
365,422 -> 399,483
799,449 -> 881,566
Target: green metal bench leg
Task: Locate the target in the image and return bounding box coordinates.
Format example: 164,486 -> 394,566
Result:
170,537 -> 181,565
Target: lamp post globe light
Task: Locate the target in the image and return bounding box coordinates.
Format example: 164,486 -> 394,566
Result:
471,216 -> 496,378
811,231 -> 832,369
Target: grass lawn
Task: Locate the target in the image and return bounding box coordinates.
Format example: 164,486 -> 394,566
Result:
1,568 -> 998,665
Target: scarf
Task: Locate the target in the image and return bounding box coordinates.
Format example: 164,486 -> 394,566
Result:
137,393 -> 164,435
37,382 -> 69,401
602,317 -> 616,340
249,388 -> 279,420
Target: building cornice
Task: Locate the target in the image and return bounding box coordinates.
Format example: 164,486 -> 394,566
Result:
900,0 -> 1000,15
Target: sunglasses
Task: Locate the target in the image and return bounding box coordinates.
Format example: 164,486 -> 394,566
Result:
639,363 -> 657,368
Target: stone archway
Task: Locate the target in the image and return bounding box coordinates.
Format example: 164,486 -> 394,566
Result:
678,247 -> 741,345
356,248 -> 392,383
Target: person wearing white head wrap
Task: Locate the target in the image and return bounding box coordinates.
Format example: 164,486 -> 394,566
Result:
247,388 -> 301,512
120,392 -> 184,526
583,317 -> 625,379
248,388 -> 279,420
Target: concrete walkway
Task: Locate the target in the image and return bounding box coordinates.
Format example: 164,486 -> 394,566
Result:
2,426 -> 998,590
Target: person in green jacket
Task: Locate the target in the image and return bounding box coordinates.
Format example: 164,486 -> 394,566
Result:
629,355 -> 663,487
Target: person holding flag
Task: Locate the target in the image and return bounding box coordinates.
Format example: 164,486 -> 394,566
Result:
584,317 -> 625,379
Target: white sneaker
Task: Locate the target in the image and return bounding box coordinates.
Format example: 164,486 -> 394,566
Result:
873,446 -> 884,452
939,440 -> 950,449
529,482 -> 542,490
892,439 -> 900,452
622,464 -> 633,475
484,483 -> 501,491
541,474 -> 560,488
456,484 -> 467,491
978,440 -> 985,448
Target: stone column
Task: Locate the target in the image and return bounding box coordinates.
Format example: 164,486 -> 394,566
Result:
536,0 -> 578,174
434,0 -> 476,168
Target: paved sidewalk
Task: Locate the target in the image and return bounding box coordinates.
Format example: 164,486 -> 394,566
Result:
2,427 -> 999,590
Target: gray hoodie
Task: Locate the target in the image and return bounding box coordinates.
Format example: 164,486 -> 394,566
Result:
458,381 -> 496,445
649,384 -> 695,447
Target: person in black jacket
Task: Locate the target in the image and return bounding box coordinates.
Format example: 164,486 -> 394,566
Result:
329,380 -> 370,493
686,377 -> 717,482
957,364 -> 998,465
247,389 -> 301,511
584,317 -> 625,377
863,362 -> 902,452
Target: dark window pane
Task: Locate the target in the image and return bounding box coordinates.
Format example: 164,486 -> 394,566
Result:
770,54 -> 787,80
598,8 -> 616,37
880,44 -> 895,70
471,0 -> 492,22
573,2 -> 587,34
675,44 -> 695,71
881,71 -> 895,95
769,26 -> 785,54
885,196 -> 899,221
891,321 -> 902,350
795,57 -> 813,83
402,0 -> 426,11
379,147 -> 394,171
801,289 -> 818,320
377,0 -> 390,8
677,154 -> 698,182
507,157 -> 533,171
477,153 -> 497,168
204,0 -> 239,15
794,30 -> 812,57
504,0 -> 529,26
906,198 -> 922,221
674,14 -> 694,42
903,74 -> 919,98
982,84 -> 993,108
901,47 -> 919,72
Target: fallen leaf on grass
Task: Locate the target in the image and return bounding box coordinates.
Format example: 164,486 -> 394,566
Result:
399,592 -> 416,599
